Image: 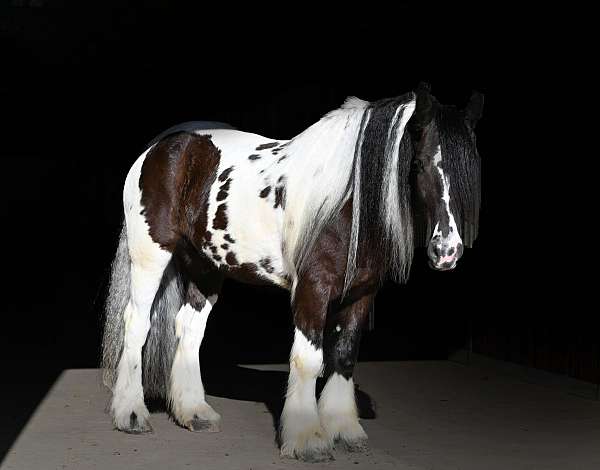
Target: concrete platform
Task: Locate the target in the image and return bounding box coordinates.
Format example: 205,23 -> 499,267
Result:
2,360 -> 600,470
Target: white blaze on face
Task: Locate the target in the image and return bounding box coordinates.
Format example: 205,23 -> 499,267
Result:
431,145 -> 462,265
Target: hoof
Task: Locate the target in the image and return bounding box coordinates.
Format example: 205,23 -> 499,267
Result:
185,415 -> 221,433
174,403 -> 221,433
337,437 -> 369,453
321,415 -> 368,453
280,426 -> 334,462
118,411 -> 153,434
293,449 -> 335,463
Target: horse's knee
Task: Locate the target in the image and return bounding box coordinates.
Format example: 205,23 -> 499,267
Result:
325,327 -> 361,379
331,354 -> 356,379
290,328 -> 323,378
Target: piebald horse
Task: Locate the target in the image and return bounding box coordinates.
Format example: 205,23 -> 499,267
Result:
102,83 -> 483,462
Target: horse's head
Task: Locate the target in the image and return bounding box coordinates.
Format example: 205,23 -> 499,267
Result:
409,83 -> 483,271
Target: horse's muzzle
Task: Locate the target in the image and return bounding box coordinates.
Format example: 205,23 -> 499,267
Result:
427,239 -> 463,271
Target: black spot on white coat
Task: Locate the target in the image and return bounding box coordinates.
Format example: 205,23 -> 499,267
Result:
218,166 -> 234,182
256,142 -> 279,150
213,204 -> 228,230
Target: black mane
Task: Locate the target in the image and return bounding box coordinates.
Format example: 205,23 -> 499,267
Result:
358,95 -> 415,275
343,93 -> 416,294
435,104 -> 482,247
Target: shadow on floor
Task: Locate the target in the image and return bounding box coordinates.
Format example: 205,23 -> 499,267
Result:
148,363 -> 376,442
0,355 -> 375,464
0,364 -> 61,465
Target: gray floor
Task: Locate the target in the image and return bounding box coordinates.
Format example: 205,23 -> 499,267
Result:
2,360 -> 600,470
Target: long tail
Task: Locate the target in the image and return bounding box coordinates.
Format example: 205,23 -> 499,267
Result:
101,225 -> 131,389
142,260 -> 184,399
101,224 -> 185,400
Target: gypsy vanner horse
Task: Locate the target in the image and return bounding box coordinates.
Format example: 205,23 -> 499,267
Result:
102,83 -> 483,462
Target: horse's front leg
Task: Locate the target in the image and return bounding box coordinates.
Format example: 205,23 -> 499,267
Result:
318,294 -> 373,452
280,278 -> 333,462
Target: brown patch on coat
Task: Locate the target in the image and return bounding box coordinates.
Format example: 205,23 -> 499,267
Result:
213,203 -> 228,230
259,186 -> 271,198
225,251 -> 239,266
224,262 -> 274,286
216,190 -> 228,201
139,132 -> 220,252
248,154 -> 261,161
224,234 -> 236,244
221,243 -> 229,250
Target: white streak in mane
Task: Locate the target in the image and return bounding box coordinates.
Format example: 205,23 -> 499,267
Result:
381,99 -> 416,282
343,96 -> 416,294
282,97 -> 370,294
343,108 -> 371,291
283,94 -> 416,296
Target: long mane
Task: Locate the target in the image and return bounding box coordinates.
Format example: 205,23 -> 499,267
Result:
282,93 -> 417,296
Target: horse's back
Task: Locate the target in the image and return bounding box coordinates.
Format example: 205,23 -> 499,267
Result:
147,121 -> 236,148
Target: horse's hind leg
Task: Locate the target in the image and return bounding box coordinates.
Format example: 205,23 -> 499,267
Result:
111,216 -> 172,433
318,295 -> 372,452
169,279 -> 222,432
280,277 -> 333,462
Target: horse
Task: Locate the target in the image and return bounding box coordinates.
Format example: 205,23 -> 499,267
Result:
101,83 -> 483,462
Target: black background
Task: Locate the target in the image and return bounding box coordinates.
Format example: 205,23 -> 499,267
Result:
0,2 -> 580,453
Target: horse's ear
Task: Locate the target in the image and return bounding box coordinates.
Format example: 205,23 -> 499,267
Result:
411,84 -> 434,130
465,91 -> 484,128
417,81 -> 431,93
